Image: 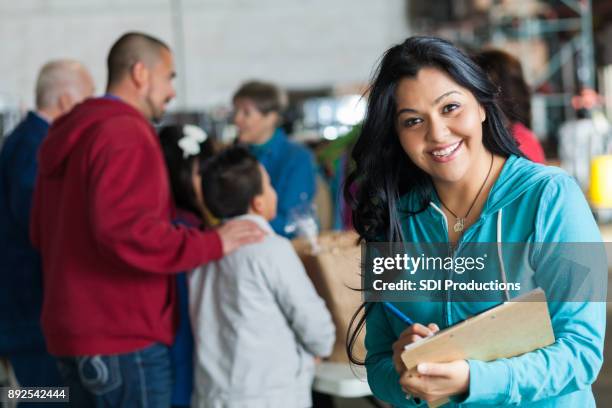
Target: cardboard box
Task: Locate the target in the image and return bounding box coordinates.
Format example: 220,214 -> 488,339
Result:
293,231 -> 366,363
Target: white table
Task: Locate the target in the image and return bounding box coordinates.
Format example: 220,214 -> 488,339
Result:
313,362 -> 372,398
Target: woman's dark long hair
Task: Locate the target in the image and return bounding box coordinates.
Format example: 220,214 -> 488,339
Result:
344,36 -> 524,365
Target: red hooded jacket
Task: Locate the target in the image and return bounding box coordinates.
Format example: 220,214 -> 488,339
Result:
30,98 -> 222,356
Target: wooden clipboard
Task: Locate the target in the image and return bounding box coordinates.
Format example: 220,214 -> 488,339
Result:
400,288 -> 555,407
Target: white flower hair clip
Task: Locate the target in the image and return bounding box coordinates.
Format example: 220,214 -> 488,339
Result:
178,124 -> 208,158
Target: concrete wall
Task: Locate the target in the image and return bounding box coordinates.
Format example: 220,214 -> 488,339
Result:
0,0 -> 409,111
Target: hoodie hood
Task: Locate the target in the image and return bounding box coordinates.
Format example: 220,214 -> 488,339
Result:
399,154 -> 574,245
38,98 -> 147,177
480,155 -> 564,216
400,155 -> 563,217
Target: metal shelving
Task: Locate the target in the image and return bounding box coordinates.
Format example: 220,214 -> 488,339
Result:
409,0 -> 597,149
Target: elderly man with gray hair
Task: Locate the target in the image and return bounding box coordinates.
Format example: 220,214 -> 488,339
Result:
0,59 -> 94,398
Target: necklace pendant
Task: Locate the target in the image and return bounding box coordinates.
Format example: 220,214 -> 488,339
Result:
453,218 -> 465,233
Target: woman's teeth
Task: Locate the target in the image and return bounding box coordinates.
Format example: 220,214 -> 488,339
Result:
432,141 -> 461,157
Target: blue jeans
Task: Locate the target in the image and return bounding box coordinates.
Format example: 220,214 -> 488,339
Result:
57,343 -> 172,408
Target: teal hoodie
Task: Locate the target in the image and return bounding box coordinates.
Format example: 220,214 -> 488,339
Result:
365,155 -> 606,407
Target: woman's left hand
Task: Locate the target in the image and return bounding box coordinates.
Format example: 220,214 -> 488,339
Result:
399,360 -> 470,402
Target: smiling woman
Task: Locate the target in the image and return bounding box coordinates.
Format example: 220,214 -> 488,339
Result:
394,68 -> 498,239
344,37 -> 522,245
395,71 -> 487,177
345,36 -> 606,407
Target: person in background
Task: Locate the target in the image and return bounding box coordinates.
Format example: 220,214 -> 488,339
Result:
474,49 -> 546,163
0,60 -> 94,402
30,32 -> 263,407
233,80 -> 317,237
317,123 -> 361,230
558,88 -> 611,189
158,124 -> 217,408
190,146 -> 335,408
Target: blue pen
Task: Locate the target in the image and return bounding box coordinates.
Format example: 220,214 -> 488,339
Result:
383,302 -> 423,404
383,301 -> 414,326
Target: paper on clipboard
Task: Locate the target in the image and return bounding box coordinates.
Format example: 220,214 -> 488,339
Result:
400,288 -> 555,407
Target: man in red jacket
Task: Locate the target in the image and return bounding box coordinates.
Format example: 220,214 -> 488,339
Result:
30,32 -> 263,407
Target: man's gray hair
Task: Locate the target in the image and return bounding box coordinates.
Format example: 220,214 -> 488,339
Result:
35,60 -> 90,109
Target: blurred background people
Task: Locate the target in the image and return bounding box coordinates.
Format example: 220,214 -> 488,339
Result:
0,59 -> 94,403
558,88 -> 611,189
474,49 -> 546,163
233,80 -> 317,237
30,32 -> 262,407
317,123 -> 361,231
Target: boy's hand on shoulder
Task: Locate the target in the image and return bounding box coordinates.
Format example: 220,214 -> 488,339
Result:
217,219 -> 266,255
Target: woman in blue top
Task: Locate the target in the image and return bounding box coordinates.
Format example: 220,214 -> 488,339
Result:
232,80 -> 317,237
344,37 -> 606,406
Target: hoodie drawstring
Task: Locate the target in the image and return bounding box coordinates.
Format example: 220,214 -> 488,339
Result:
497,209 -> 511,301
429,202 -> 447,231
430,202 -> 511,301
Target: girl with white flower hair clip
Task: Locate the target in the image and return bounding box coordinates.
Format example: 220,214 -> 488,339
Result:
159,124 -> 216,221
157,123 -> 217,408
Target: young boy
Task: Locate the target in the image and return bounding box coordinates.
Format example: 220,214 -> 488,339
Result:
189,146 -> 335,408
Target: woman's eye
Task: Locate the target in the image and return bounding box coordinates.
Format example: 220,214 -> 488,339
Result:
442,103 -> 460,113
402,117 -> 422,128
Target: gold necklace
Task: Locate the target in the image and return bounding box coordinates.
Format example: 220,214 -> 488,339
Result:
438,154 -> 494,233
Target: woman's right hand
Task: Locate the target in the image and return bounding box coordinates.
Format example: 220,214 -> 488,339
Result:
392,323 -> 440,374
